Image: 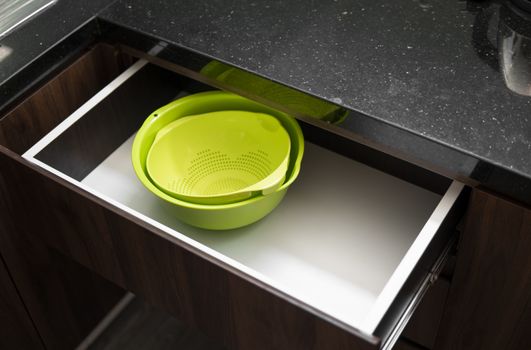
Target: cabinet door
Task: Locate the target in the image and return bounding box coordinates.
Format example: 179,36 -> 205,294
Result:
0,43 -> 131,350
435,189 -> 531,350
0,198 -> 126,350
0,255 -> 44,349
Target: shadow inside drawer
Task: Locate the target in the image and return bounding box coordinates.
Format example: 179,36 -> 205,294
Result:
35,64 -> 194,181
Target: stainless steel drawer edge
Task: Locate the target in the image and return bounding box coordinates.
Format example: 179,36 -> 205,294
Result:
23,58 -> 149,159
380,236 -> 456,350
362,180 -> 464,333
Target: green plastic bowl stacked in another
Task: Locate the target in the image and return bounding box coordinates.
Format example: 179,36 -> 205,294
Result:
145,110 -> 291,205
132,91 -> 304,230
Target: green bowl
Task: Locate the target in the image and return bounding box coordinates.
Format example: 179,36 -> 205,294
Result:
132,91 -> 304,230
146,111 -> 291,205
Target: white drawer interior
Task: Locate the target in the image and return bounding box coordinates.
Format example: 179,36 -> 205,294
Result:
22,59 -> 463,338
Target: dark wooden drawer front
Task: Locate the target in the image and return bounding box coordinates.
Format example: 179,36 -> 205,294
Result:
435,189 -> 531,350
0,146 -> 377,350
0,44 -> 132,154
0,177 -> 125,350
0,253 -> 43,349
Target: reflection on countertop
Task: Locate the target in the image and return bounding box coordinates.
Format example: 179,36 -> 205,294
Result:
469,0 -> 531,96
0,0 -> 56,39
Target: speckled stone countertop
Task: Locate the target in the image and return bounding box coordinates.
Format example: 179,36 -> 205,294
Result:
0,0 -> 110,109
0,0 -> 113,84
99,0 -> 531,202
2,0 -> 531,203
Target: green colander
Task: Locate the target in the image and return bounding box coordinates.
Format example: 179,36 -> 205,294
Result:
131,91 -> 304,230
145,110 -> 291,205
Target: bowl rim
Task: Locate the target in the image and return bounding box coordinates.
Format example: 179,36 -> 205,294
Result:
131,91 -> 304,210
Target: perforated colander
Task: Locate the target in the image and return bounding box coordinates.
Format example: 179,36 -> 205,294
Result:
145,110 -> 291,205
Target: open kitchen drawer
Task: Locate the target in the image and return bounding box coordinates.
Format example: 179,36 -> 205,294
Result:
0,46 -> 465,350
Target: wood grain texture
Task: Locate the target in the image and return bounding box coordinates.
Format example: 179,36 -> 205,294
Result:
92,297 -> 441,350
0,223 -> 125,349
0,169 -> 125,350
0,43 -> 133,154
0,143 -> 127,286
91,297 -> 440,350
435,189 -> 531,350
35,64 -> 185,181
0,255 -> 44,350
103,195 -> 379,350
0,143 -> 379,350
0,43 -> 132,348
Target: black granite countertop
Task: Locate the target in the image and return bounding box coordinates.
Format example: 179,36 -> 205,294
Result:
0,0 -> 112,84
2,0 -> 531,204
0,0 -> 110,109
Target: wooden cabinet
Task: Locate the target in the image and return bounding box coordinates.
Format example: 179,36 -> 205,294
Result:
0,225 -> 125,350
435,189 -> 531,350
0,43 -> 131,350
402,277 -> 451,349
0,253 -> 43,349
